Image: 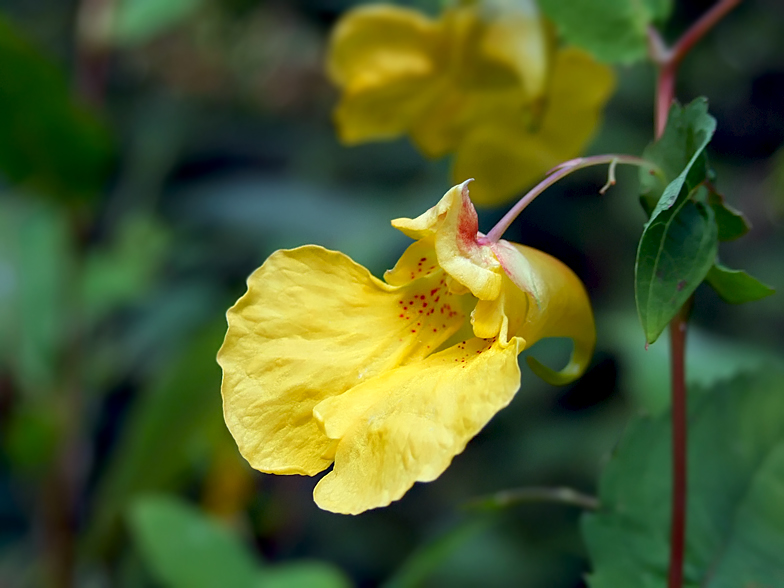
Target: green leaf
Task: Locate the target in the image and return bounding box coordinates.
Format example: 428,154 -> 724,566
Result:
0,16 -> 112,201
639,99 -> 717,220
582,368 -> 784,588
80,215 -> 170,326
0,197 -> 71,394
382,519 -> 491,588
258,563 -> 352,588
600,311 -> 784,415
129,496 -> 353,588
537,0 -> 672,64
706,263 -> 775,304
635,198 -> 718,344
113,0 -> 206,45
706,189 -> 750,242
129,495 -> 260,588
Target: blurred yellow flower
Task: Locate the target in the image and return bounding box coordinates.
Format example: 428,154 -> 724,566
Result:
327,3 -> 615,206
218,181 -> 596,514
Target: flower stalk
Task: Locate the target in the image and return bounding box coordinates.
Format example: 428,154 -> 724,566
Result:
485,154 -> 656,243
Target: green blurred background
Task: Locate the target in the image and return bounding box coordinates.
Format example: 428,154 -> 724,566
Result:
0,0 -> 783,586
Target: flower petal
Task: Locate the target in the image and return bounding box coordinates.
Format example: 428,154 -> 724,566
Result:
312,336 -> 523,514
327,5 -> 443,145
333,76 -> 438,145
479,5 -> 553,101
392,182 -> 502,299
478,243 -> 596,384
409,6 -> 552,158
327,5 -> 440,89
218,246 -> 465,476
452,48 -> 615,206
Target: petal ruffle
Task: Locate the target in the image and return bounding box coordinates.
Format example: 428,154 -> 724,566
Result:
452,48 -> 616,206
218,246 -> 465,476
312,335 -> 523,514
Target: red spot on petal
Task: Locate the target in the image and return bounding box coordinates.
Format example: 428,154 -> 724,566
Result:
422,303 -> 428,308
411,330 -> 417,333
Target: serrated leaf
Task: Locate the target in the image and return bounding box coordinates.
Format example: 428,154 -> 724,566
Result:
639,98 -> 716,221
582,368 -> 784,588
129,495 -> 260,588
635,198 -> 718,344
537,0 -> 672,64
707,263 -> 774,304
0,16 -> 112,201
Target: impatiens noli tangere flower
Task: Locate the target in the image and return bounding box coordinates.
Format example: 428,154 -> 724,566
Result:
218,182 -> 595,515
327,2 -> 615,206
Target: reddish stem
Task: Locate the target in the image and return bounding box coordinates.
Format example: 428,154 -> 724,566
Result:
667,305 -> 689,588
648,2 -> 743,587
655,64 -> 676,140
670,0 -> 742,68
651,0 -> 742,139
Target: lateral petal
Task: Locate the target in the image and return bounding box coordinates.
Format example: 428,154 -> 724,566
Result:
312,336 -> 523,514
218,246 -> 464,476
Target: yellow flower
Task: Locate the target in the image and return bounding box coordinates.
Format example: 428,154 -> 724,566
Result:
217,182 -> 596,515
327,3 -> 615,206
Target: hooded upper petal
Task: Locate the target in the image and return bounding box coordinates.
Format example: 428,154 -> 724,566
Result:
391,181 -> 502,300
